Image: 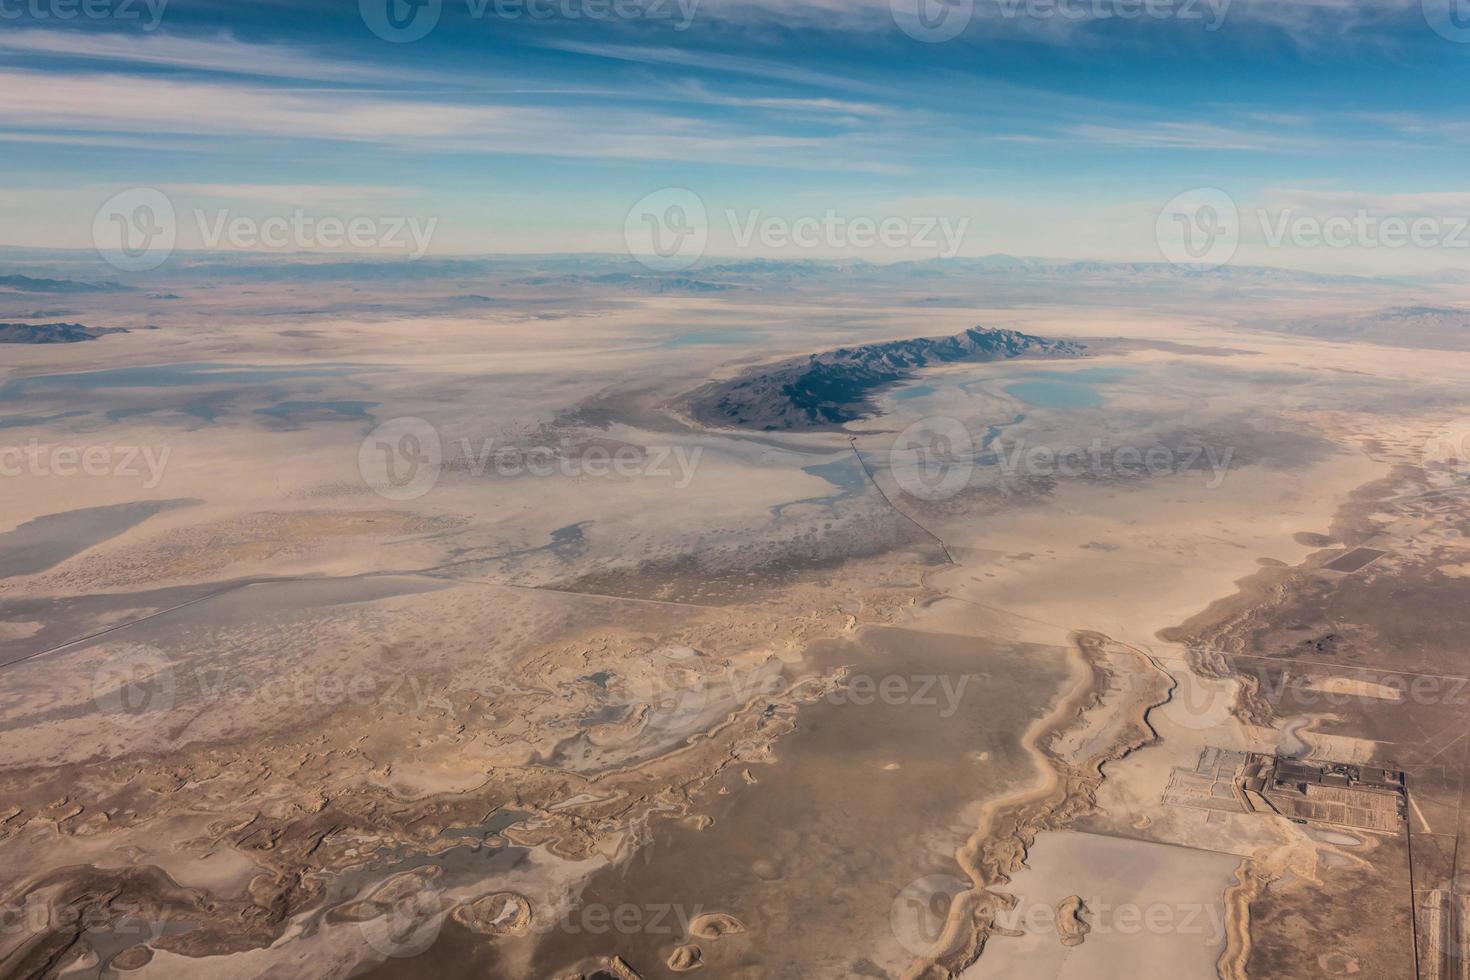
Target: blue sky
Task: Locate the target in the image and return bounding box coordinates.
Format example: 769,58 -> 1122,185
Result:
3,0 -> 1468,271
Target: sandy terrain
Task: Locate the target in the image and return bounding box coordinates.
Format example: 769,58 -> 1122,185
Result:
970,831 -> 1241,979
1,260 -> 1466,978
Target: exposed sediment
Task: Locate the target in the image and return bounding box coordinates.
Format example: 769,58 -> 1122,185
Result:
902,630 -> 1173,979
1054,895 -> 1090,947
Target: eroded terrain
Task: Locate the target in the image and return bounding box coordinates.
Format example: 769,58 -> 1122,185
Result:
1,256 -> 1467,978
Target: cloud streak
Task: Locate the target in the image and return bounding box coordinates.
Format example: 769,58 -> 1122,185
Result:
0,69 -> 904,172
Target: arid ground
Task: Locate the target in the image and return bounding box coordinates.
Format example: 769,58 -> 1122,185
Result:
1,255 -> 1467,979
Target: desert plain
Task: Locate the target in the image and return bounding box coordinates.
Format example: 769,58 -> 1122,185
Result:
1,254 -> 1467,980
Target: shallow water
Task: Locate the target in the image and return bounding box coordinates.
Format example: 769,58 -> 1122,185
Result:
0,500 -> 193,581
663,329 -> 758,348
0,362 -> 364,401
1005,379 -> 1103,409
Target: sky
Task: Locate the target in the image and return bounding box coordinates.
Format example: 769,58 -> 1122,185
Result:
2,0 -> 1469,273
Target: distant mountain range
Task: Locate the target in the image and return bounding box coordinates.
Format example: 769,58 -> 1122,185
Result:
0,251 -> 1412,293
1253,305 -> 1470,351
512,272 -> 736,293
0,274 -> 128,294
690,326 -> 1085,431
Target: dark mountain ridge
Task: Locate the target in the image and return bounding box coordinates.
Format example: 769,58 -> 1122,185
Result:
689,326 -> 1086,431
0,322 -> 131,344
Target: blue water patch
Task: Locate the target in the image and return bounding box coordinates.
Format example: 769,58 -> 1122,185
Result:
662,329 -> 757,348
100,394 -> 231,425
254,400 -> 377,428
803,457 -> 869,493
1005,379 -> 1103,409
1021,367 -> 1137,383
891,383 -> 937,401
770,456 -> 872,519
0,409 -> 89,430
0,499 -> 195,580
0,362 -> 364,401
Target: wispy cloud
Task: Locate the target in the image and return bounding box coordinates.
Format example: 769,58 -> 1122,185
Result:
1061,120 -> 1315,152
686,0 -> 1421,47
167,184 -> 425,205
0,69 -> 902,171
0,29 -> 413,83
534,40 -> 880,93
